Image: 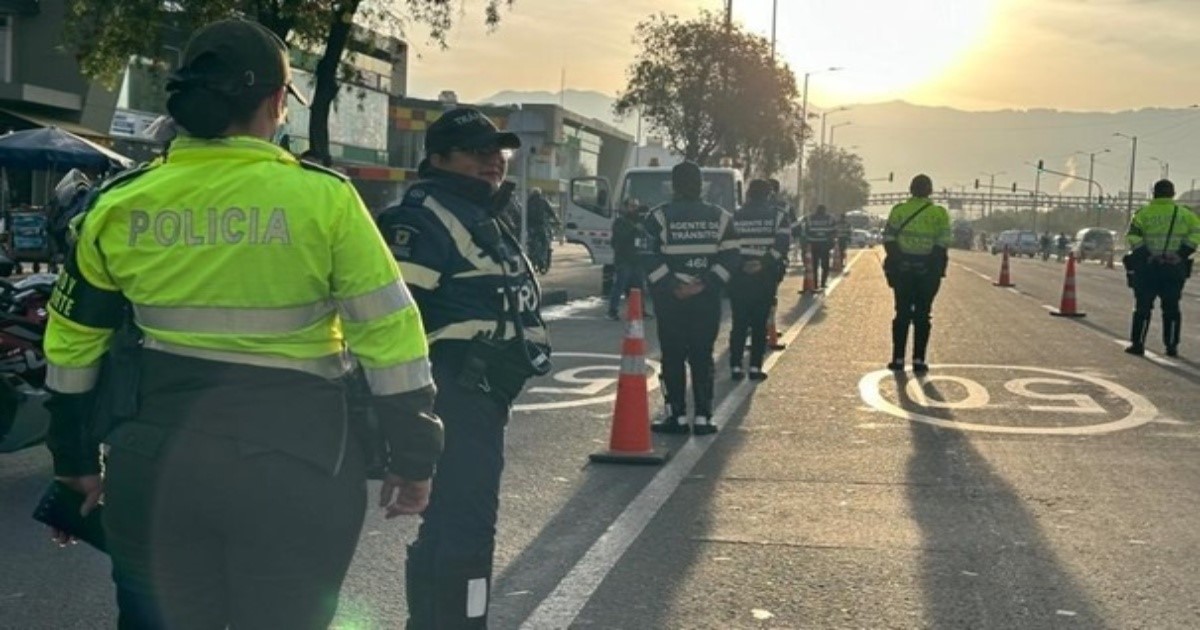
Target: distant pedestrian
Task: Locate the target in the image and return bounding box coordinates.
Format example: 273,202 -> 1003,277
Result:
803,205 -> 836,288
1123,179 -> 1199,357
883,174 -> 952,372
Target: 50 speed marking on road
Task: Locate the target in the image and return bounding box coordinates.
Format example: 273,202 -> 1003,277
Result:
858,364 -> 1158,435
514,352 -> 662,412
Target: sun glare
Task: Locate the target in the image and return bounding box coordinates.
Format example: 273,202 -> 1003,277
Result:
746,0 -> 999,103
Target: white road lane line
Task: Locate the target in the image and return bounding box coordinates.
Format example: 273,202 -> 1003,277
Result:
518,252 -> 862,630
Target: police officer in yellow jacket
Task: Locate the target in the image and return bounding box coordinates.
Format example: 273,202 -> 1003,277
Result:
1124,179 -> 1200,357
645,162 -> 739,435
883,174 -> 951,372
375,107 -> 551,629
43,20 -> 442,629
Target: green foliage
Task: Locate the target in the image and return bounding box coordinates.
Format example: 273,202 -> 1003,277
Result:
803,145 -> 868,213
614,12 -> 802,175
65,0 -> 512,155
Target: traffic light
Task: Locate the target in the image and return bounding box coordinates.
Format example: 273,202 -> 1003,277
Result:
1011,182 -> 1017,192
888,172 -> 894,182
1037,159 -> 1044,171
974,179 -> 980,189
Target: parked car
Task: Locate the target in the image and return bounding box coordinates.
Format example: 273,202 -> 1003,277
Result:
1072,227 -> 1115,262
990,229 -> 1039,257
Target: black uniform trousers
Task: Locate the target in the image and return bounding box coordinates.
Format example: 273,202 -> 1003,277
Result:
407,343 -> 509,630
728,270 -> 776,370
810,242 -> 833,287
654,288 -> 722,417
104,426 -> 366,630
890,269 -> 942,361
1130,264 -> 1187,349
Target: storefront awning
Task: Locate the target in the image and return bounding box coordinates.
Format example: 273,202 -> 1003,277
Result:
0,108 -> 111,142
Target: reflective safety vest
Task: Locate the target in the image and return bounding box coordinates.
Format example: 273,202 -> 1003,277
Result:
376,170 -> 549,348
883,197 -> 952,255
805,213 -> 837,244
45,136 -> 432,397
643,199 -> 740,289
1127,199 -> 1200,255
732,201 -> 791,263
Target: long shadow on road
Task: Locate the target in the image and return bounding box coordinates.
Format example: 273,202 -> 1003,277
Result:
899,373 -> 1108,629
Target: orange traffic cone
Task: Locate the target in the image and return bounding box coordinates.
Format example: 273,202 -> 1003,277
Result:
993,245 -> 1015,287
767,303 -> 786,350
1050,252 -> 1086,318
590,288 -> 670,465
800,245 -> 821,294
832,240 -> 844,274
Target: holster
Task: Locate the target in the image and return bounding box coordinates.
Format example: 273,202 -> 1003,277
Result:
343,367 -> 388,480
457,336 -> 549,406
89,315 -> 142,442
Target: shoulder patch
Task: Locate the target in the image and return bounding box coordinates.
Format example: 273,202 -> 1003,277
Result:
299,160 -> 350,182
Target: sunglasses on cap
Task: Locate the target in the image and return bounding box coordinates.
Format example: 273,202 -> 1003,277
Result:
453,146 -> 515,159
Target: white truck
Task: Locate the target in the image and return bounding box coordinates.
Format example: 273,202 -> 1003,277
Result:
565,166 -> 745,290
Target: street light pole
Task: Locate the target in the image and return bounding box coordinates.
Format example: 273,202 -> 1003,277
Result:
770,0 -> 777,58
794,68 -> 841,216
980,170 -> 1004,219
1115,132 -> 1138,226
828,121 -> 851,147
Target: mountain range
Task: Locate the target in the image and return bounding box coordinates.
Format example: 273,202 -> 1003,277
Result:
481,90 -> 1200,197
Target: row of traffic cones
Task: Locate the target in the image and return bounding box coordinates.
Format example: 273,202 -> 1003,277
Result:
993,244 -> 1085,317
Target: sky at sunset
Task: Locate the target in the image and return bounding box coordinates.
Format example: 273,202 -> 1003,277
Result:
402,0 -> 1200,113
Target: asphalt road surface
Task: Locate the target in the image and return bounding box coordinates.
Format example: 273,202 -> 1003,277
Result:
4,245 -> 1199,629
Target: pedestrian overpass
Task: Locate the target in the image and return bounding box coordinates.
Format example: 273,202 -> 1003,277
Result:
864,190 -> 1146,219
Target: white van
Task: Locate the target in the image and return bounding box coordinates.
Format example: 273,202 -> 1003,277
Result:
566,167 -> 744,287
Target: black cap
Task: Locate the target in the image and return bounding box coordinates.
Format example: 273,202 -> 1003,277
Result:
177,19 -> 308,106
1153,179 -> 1175,198
425,108 -> 521,155
747,179 -> 772,201
910,174 -> 933,197
672,161 -> 703,200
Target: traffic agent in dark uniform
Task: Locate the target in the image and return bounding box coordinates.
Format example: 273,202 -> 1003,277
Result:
804,204 -> 837,288
375,107 -> 552,629
883,174 -> 951,372
1123,179 -> 1200,357
644,162 -> 739,435
728,179 -> 791,381
43,19 -> 442,629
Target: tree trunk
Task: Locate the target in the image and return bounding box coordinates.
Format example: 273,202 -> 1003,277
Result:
308,1 -> 360,161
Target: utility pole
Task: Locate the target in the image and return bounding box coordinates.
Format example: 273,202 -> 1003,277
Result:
770,0 -> 777,58
1115,132 -> 1138,227
1033,160 -> 1043,233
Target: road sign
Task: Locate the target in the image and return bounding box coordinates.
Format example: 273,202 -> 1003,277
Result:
857,364 -> 1158,435
515,352 -> 662,412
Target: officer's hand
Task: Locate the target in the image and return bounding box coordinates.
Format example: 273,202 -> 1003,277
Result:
379,475 -> 431,519
1163,252 -> 1181,264
50,474 -> 103,547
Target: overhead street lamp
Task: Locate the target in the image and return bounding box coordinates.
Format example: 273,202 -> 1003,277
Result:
1114,132 -> 1138,226
820,106 -> 851,148
795,67 -> 842,215
828,121 -> 852,147
1149,156 -> 1170,180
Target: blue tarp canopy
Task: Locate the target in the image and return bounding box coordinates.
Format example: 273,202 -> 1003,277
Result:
0,126 -> 134,171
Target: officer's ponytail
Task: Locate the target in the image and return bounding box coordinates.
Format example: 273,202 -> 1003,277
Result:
166,54 -> 269,139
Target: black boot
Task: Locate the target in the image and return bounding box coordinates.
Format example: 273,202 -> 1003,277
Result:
406,544 -> 492,630
890,318 -> 909,370
912,320 -> 932,369
1125,313 -> 1150,356
1164,313 -> 1182,357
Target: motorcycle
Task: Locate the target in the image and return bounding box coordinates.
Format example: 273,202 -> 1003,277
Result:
0,273 -> 55,453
